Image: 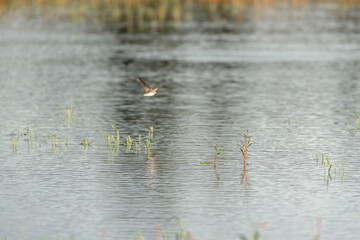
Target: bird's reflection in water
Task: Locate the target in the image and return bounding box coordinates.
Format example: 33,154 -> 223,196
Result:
146,156 -> 158,177
145,157 -> 161,193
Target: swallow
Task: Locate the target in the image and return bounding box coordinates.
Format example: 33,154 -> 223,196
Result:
138,77 -> 162,96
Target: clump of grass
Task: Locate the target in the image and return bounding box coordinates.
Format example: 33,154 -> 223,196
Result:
25,127 -> 37,149
145,138 -> 152,157
239,129 -> 253,173
213,144 -> 224,169
47,134 -> 62,152
22,127 -> 30,141
100,125 -> 122,152
10,127 -> 40,154
126,135 -> 134,152
142,126 -> 154,156
111,125 -> 121,150
10,128 -> 20,154
317,152 -> 344,182
99,130 -> 111,149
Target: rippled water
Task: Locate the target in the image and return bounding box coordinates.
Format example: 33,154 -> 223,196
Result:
1,2 -> 360,240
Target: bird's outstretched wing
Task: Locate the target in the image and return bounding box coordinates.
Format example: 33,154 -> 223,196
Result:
153,85 -> 162,92
138,77 -> 152,91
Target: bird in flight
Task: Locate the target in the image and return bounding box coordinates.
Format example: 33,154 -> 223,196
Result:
138,77 -> 162,96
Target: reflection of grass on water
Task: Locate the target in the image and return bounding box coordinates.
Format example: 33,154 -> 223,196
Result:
1,0 -> 359,32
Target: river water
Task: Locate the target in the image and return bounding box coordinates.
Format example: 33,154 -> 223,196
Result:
0,2 -> 360,240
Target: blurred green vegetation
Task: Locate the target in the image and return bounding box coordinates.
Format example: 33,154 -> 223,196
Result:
0,0 -> 359,32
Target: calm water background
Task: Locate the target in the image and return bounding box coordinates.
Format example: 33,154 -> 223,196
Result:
1,2 -> 360,239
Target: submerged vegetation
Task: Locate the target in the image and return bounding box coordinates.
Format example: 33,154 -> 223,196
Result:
10,121 -> 155,157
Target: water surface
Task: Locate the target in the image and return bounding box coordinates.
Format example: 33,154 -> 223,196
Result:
1,2 -> 360,240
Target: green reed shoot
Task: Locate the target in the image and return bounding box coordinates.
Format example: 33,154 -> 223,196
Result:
55,137 -> 61,147
150,126 -> 154,138
34,128 -> 37,149
213,144 -> 224,169
133,229 -> 145,240
60,105 -> 73,125
67,105 -> 72,124
324,152 -> 332,176
145,138 -> 151,157
23,127 -> 30,141
112,125 -> 120,150
326,153 -> 330,167
134,135 -> 141,153
327,164 -> 332,176
100,126 -> 121,151
47,134 -> 55,152
80,138 -> 89,149
12,139 -> 18,153
175,217 -> 192,240
126,135 -> 134,151
47,135 -> 62,152
10,129 -> 20,154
